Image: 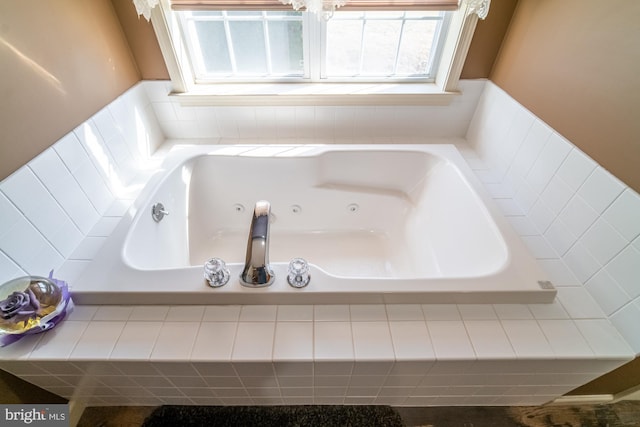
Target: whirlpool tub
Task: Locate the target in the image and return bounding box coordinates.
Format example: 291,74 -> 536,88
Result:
72,144 -> 555,305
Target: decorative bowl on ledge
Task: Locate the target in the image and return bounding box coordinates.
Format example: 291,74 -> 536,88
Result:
0,272 -> 73,347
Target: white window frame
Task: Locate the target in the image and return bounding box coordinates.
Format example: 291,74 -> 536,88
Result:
150,0 -> 490,106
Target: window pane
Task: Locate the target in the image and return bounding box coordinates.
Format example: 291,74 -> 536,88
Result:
194,21 -> 232,74
326,20 -> 363,75
325,11 -> 446,79
229,21 -> 267,74
396,20 -> 439,75
268,21 -> 304,75
361,20 -> 402,75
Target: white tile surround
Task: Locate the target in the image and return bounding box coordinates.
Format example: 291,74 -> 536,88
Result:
0,79 -> 638,407
0,82 -> 164,284
466,81 -> 640,353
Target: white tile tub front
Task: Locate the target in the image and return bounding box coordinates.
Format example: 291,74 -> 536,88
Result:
313,322 -> 354,361
388,321 -> 434,360
1,302 -> 631,407
111,322 -> 162,360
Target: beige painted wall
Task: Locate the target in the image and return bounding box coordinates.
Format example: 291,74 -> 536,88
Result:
0,0 -> 140,181
111,0 -> 169,80
461,0 -> 518,79
491,0 -> 640,193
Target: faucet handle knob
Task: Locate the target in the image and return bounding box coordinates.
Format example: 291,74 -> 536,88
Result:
287,258 -> 310,288
204,258 -> 230,288
151,202 -> 169,222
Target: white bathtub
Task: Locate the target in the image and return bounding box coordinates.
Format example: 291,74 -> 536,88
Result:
72,144 -> 555,305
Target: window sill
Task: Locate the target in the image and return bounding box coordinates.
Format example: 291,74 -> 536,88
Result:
170,83 -> 459,106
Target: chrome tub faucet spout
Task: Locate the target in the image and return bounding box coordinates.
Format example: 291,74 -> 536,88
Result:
240,200 -> 275,287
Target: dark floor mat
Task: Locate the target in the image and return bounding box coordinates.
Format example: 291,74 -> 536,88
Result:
141,405 -> 405,427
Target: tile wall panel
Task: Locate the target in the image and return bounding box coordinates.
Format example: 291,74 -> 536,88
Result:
467,81 -> 640,353
0,83 -> 163,283
143,80 -> 485,141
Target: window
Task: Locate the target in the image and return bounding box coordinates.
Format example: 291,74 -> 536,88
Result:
177,10 -> 449,82
178,11 -> 305,80
324,11 -> 449,81
150,0 -> 490,105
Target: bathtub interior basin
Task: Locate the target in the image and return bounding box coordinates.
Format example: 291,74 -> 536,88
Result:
126,149 -> 506,277
73,144 -> 555,305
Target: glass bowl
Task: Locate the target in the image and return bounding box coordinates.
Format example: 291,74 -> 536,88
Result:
0,276 -> 65,335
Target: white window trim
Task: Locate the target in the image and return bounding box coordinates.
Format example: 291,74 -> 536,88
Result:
150,0 -> 489,106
